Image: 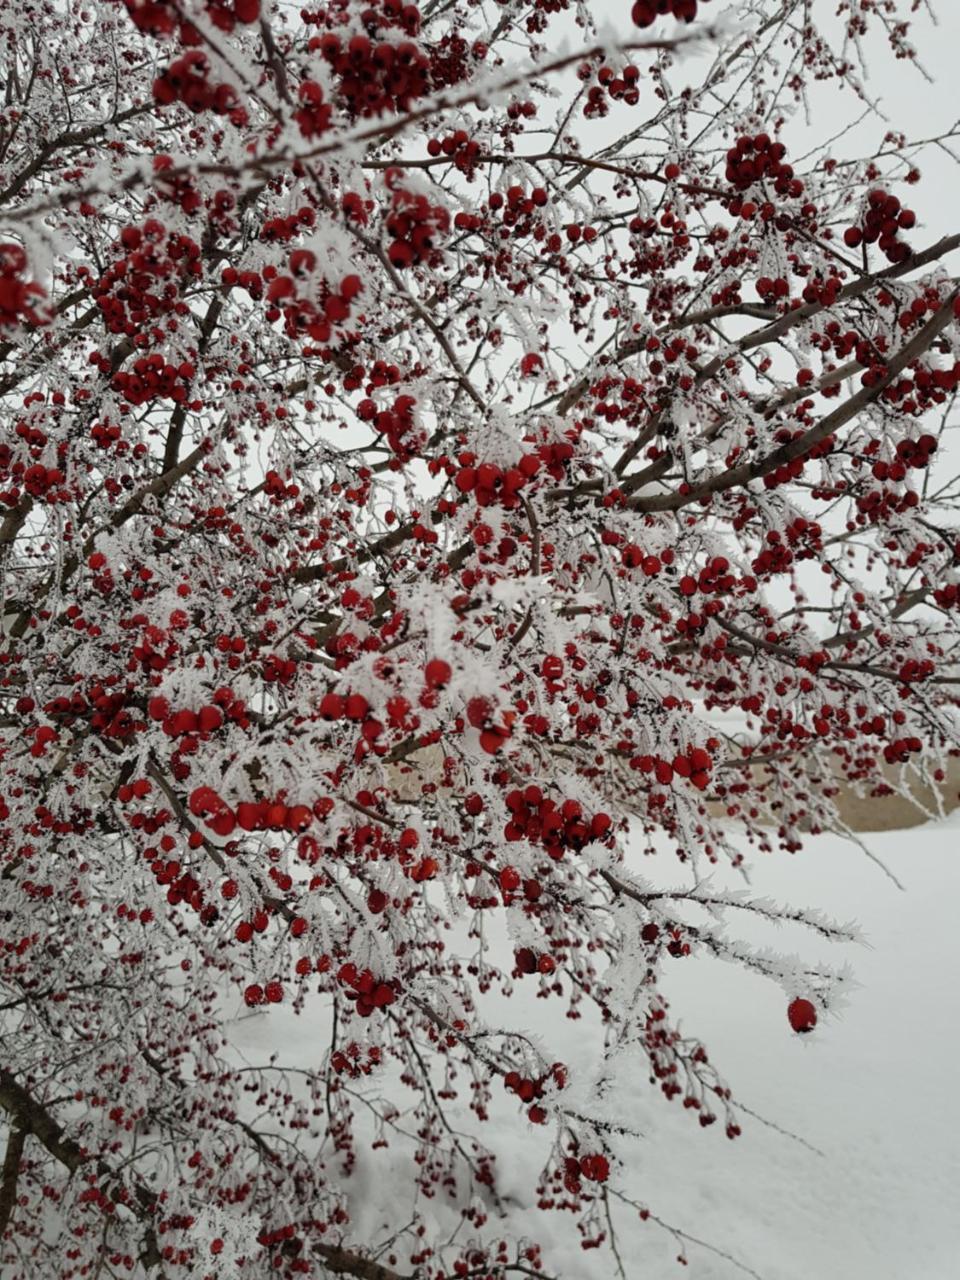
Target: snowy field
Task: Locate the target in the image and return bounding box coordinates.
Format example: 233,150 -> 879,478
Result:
230,815 -> 960,1280
597,818 -> 960,1280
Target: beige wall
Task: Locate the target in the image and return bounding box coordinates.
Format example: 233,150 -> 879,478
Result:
390,749 -> 960,832
821,758 -> 960,831
708,757 -> 960,832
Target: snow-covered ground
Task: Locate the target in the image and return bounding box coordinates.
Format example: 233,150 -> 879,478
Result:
596,818 -> 960,1280
231,816 -> 960,1280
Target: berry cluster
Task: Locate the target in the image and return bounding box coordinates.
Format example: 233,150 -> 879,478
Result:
502,1061 -> 566,1123
151,156 -> 205,215
129,615 -> 194,669
112,354 -> 195,406
32,681 -> 143,741
677,555 -> 737,598
260,653 -> 296,685
883,735 -> 923,764
496,867 -> 542,902
1,463 -> 66,506
503,1071 -> 545,1103
580,63 -> 640,118
295,79 -> 333,139
319,691 -> 371,721
337,963 -> 398,1017
153,52 -> 239,117
90,222 -> 201,338
302,0 -> 422,36
752,519 -> 822,577
113,776 -> 152,809
756,428 -> 834,491
885,362 -> 960,415
220,266 -> 263,299
465,696 -> 515,755
426,129 -> 484,177
122,0 -> 183,36
898,657 -> 934,684
203,0 -> 261,30
244,980 -> 285,1008
453,184 -> 551,242
385,172 -> 450,267
796,272 -> 842,309
331,1042 -> 383,1077
631,0 -> 711,27
893,288 -> 950,333
308,31 -> 429,119
514,947 -> 556,976
629,749 -> 713,790
619,544 -> 675,575
238,799 -> 314,833
754,274 -> 791,304
356,392 -> 424,464
725,133 -> 802,198
537,440 -> 576,480
30,688 -> 85,728
264,250 -> 363,348
0,243 -> 49,328
89,419 -> 122,450
260,208 -> 317,245
233,907 -> 275,944
123,0 -> 259,38
872,434 -> 937,478
189,786 -> 317,837
263,470 -> 301,504
855,484 -> 920,523
429,30 -> 481,92
452,454 -> 541,508
504,787 -> 612,859
151,690 -> 248,737
563,1153 -> 610,1193
843,189 -> 915,263
149,855 -> 215,921
319,690 -> 391,747
934,583 -> 960,610
27,724 -> 59,758
88,685 -> 142,739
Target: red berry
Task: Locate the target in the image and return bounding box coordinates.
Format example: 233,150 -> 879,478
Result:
424,658 -> 452,688
466,696 -> 491,729
197,705 -> 223,734
320,693 -> 344,719
344,693 -> 369,720
787,997 -> 817,1034
286,805 -> 313,832
579,1153 -> 610,1182
479,727 -> 507,754
236,802 -> 263,831
208,810 -> 236,837
188,786 -> 222,817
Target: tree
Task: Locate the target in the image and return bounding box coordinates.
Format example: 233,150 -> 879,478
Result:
1,0 -> 959,1275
